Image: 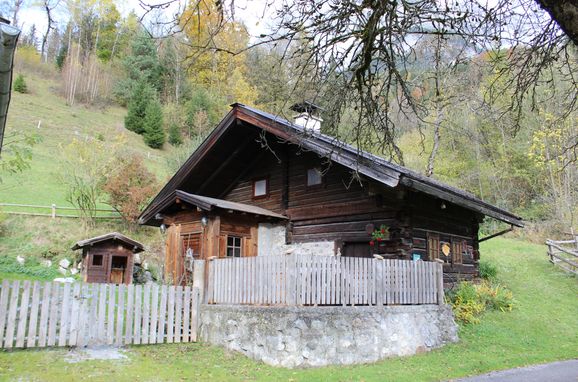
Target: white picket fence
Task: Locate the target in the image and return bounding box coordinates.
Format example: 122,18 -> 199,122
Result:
207,255 -> 444,306
0,280 -> 200,349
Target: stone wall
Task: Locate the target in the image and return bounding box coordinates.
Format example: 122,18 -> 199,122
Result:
200,304 -> 458,368
257,223 -> 334,257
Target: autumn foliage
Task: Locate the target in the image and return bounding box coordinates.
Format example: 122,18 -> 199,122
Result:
103,155 -> 158,226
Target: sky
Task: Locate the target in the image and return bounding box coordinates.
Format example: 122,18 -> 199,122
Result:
16,0 -> 275,40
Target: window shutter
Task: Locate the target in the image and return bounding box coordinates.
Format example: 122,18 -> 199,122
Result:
427,233 -> 440,261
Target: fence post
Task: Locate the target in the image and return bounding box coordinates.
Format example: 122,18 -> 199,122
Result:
192,260 -> 205,303
437,263 -> 445,305
51,204 -> 56,219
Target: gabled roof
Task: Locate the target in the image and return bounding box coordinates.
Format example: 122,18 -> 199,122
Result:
140,103 -> 523,227
140,190 -> 287,224
72,232 -> 145,253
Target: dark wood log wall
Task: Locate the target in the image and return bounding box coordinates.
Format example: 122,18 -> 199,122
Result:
82,242 -> 134,284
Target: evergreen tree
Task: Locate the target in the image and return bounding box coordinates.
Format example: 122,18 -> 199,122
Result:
13,74 -> 27,93
143,99 -> 165,149
168,122 -> 183,146
113,30 -> 162,106
125,80 -> 154,134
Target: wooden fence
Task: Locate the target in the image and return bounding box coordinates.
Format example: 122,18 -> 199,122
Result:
546,237 -> 578,275
0,203 -> 121,219
207,255 -> 443,306
0,280 -> 200,349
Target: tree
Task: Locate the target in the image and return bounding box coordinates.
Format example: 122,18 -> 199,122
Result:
13,74 -> 27,93
125,80 -> 154,134
168,122 -> 182,146
59,137 -> 122,224
113,29 -> 162,105
143,98 -> 165,149
142,0 -> 577,163
103,154 -> 158,227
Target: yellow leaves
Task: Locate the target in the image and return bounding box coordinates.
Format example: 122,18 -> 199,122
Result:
180,0 -> 253,103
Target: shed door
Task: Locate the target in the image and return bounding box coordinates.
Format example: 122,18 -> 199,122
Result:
342,241 -> 371,258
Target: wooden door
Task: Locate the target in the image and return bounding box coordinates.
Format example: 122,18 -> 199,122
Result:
342,241 -> 371,258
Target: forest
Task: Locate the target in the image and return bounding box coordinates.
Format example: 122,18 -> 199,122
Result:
1,0 -> 577,239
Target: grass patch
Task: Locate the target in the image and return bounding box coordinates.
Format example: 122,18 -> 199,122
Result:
0,237 -> 577,381
0,215 -> 165,280
0,72 -> 175,207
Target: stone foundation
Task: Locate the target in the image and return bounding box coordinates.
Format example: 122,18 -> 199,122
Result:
257,223 -> 334,257
200,304 -> 458,368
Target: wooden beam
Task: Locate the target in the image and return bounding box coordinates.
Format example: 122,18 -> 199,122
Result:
196,131 -> 258,195
479,226 -> 514,242
218,149 -> 270,199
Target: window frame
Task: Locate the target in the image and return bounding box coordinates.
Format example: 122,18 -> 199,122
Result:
226,235 -> 243,258
305,167 -> 324,188
92,254 -> 104,267
252,176 -> 270,200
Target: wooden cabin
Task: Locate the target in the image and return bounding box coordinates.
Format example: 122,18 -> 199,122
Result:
72,232 -> 144,284
139,103 -> 523,285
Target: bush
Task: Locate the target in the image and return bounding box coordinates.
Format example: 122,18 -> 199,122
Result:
479,260 -> 498,280
448,281 -> 515,324
13,74 -> 28,93
168,122 -> 183,146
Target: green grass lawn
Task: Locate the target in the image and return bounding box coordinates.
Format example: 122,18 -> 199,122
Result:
0,72 -> 175,208
0,237 -> 576,381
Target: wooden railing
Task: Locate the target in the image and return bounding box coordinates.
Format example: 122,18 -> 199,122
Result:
0,203 -> 121,219
0,280 -> 200,349
207,255 -> 444,306
546,237 -> 578,275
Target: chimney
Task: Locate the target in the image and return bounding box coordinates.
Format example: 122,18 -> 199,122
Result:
290,101 -> 323,132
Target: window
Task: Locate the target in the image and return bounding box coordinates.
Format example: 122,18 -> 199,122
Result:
227,236 -> 242,257
252,177 -> 268,198
306,168 -> 323,187
92,254 -> 103,266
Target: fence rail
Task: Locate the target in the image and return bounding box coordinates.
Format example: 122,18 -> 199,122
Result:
546,237 -> 578,275
207,255 -> 443,306
0,203 -> 121,219
0,280 -> 200,349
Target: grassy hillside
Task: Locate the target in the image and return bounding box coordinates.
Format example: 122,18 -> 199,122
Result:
0,72 -> 175,207
0,238 -> 576,381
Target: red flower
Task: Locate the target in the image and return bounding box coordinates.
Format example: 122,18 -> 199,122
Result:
381,228 -> 385,233
377,237 -> 382,242
369,241 -> 375,246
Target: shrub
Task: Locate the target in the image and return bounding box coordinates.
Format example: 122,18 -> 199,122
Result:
479,260 -> 498,280
168,122 -> 183,146
448,281 -> 515,324
13,74 -> 28,93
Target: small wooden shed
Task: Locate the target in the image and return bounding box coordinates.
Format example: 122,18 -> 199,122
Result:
72,232 -> 144,285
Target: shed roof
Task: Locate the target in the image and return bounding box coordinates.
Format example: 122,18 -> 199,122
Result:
72,232 -> 145,253
140,104 -> 523,227
142,190 -> 287,224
